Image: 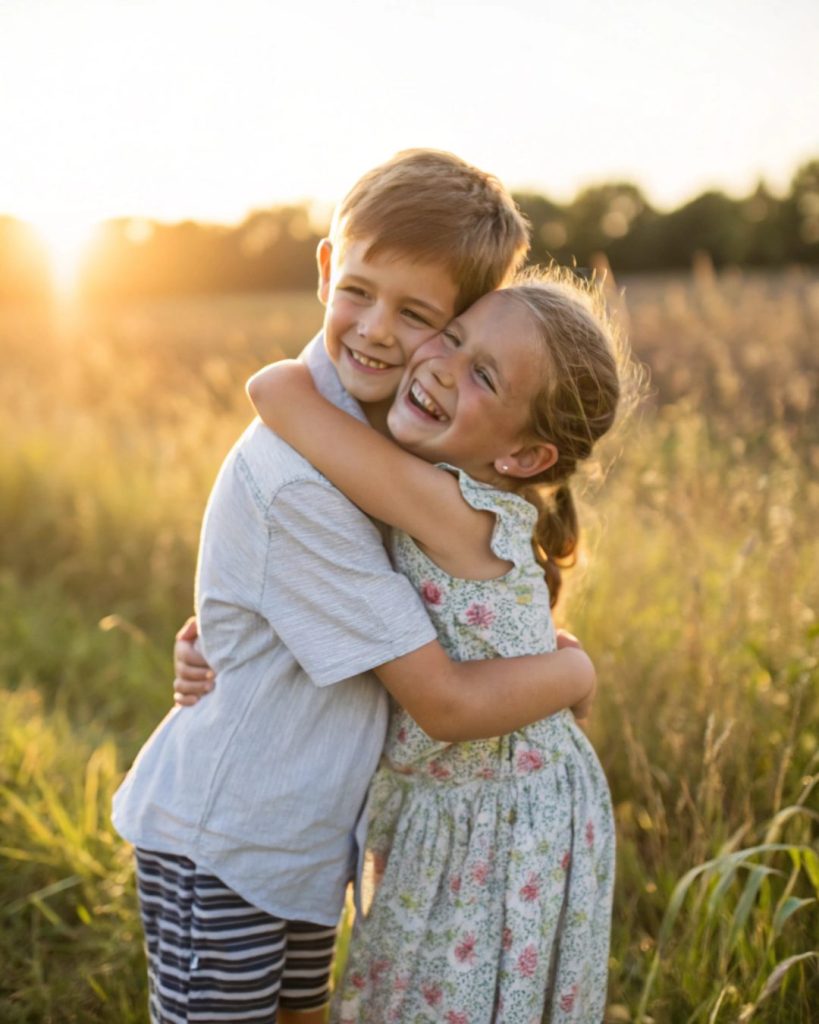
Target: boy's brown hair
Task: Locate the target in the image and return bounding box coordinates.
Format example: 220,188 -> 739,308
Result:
330,149 -> 530,312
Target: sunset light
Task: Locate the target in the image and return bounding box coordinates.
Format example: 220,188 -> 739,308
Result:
30,214 -> 99,297
1,1 -> 817,230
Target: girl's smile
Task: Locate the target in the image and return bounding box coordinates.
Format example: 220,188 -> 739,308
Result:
388,291 -> 553,484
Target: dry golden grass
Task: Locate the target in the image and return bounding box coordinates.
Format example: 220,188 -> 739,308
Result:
1,270 -> 817,1021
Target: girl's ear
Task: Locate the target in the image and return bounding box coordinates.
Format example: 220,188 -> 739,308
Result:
495,442 -> 558,480
316,238 -> 333,304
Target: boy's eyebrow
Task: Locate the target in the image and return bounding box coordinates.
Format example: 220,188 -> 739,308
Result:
408,296 -> 449,319
343,273 -> 449,320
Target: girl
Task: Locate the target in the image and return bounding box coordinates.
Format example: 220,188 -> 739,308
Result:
247,271 -> 621,1023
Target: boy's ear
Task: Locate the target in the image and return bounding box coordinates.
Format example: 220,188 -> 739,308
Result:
316,238 -> 332,304
495,442 -> 558,480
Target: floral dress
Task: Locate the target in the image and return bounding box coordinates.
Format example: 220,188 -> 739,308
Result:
334,470 -> 615,1024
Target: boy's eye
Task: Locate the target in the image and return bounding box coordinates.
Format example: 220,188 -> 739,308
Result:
342,286 -> 369,299
442,329 -> 461,348
403,308 -> 432,327
476,367 -> 496,392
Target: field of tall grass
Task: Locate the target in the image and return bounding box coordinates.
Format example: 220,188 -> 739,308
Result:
1,268 -> 817,1022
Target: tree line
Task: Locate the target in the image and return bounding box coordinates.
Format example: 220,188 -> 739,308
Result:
2,161 -> 818,301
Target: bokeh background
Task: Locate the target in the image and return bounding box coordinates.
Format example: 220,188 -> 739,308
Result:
1,1 -> 818,1021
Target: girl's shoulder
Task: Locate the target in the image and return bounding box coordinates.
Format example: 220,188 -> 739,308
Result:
442,465 -> 538,570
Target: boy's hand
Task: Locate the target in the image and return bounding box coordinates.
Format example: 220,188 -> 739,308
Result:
556,629 -> 595,724
173,616 -> 215,706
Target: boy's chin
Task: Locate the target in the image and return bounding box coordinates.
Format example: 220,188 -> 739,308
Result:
336,370 -> 401,408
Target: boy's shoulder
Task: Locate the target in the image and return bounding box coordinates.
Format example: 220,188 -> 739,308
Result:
234,418 -> 329,497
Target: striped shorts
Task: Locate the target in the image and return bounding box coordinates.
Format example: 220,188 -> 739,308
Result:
135,849 -> 337,1023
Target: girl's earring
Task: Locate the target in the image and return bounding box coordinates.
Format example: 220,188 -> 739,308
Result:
501,464 -> 509,473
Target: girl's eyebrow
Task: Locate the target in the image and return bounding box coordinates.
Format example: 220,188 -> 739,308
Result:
454,322 -> 508,392
483,352 -> 508,392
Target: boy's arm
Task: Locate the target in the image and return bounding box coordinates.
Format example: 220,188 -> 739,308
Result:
247,361 -> 494,562
171,617 -> 594,736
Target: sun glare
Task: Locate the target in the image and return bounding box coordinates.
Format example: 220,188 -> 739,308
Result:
31,216 -> 99,298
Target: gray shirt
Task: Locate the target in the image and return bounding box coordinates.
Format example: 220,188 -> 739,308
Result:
112,337 -> 436,925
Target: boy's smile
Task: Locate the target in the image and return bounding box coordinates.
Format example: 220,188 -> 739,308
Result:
317,238 -> 459,421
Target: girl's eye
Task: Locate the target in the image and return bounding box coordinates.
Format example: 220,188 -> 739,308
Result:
342,286 -> 369,299
476,367 -> 496,392
442,329 -> 461,348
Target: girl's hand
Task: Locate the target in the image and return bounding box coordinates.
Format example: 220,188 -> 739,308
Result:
556,629 -> 596,723
173,616 -> 215,707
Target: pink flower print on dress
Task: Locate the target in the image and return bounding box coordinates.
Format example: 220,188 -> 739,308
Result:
519,872 -> 541,903
369,958 -> 391,983
428,759 -> 452,781
471,860 -> 490,885
454,932 -> 477,965
349,971 -> 366,990
515,746 -> 544,774
559,984 -> 578,1012
421,982 -> 443,1007
561,850 -> 572,872
420,580 -> 443,605
449,874 -> 462,895
445,1012 -> 470,1024
465,602 -> 495,628
517,943 -> 538,978
585,819 -> 595,847
502,926 -> 514,951
396,725 -> 408,744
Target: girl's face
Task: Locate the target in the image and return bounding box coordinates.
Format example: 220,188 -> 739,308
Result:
387,291 -> 555,484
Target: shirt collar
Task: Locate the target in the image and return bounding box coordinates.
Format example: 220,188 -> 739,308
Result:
300,333 -> 368,425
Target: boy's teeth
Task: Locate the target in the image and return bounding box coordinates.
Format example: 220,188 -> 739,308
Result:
350,348 -> 391,370
410,381 -> 447,421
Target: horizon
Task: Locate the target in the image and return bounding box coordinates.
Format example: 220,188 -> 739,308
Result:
2,0 -> 817,288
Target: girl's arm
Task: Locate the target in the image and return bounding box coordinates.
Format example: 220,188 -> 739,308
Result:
376,641 -> 595,741
247,361 -> 501,573
169,618 -> 597,737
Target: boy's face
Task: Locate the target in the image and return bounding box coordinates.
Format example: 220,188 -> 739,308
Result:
317,238 -> 459,412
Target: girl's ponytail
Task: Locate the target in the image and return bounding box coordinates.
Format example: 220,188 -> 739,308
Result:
499,270 -> 629,606
527,482 -> 579,607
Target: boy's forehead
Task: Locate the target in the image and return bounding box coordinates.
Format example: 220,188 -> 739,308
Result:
335,238 -> 460,317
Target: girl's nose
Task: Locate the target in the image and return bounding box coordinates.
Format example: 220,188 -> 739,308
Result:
431,360 -> 455,389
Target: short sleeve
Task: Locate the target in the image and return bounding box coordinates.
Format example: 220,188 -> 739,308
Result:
447,466 -> 538,569
262,479 -> 437,686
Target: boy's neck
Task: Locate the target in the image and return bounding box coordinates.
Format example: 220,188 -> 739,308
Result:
360,398 -> 393,437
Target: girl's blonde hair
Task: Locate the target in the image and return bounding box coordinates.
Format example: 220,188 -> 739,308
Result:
500,268 -> 631,605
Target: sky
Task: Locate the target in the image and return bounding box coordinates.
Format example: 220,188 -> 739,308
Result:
1,0 -> 818,246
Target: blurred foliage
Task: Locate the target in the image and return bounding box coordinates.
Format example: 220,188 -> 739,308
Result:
1,272 -> 817,1020
2,161 -> 819,302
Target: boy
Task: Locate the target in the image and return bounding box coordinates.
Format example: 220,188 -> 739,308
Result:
113,150 -> 595,1024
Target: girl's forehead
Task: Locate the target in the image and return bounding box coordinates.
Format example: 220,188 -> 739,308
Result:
462,291 -> 536,343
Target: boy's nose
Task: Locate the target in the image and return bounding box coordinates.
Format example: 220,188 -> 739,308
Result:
359,307 -> 394,346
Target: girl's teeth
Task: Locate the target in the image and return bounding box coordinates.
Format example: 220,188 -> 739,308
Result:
410,381 -> 447,421
351,349 -> 390,369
